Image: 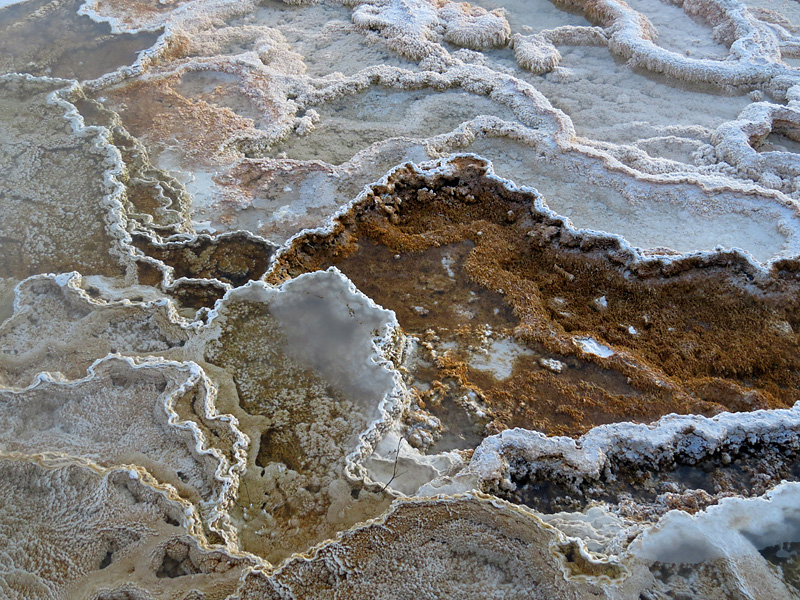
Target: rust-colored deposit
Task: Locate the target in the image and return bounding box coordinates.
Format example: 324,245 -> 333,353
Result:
268,157 -> 800,437
132,231 -> 275,286
132,231 -> 276,310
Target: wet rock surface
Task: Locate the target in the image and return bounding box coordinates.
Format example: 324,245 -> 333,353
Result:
4,0 -> 800,597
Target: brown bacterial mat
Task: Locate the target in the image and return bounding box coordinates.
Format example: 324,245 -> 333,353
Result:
268,157 -> 800,438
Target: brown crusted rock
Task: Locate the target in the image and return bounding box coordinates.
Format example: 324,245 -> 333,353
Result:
268,157 -> 800,440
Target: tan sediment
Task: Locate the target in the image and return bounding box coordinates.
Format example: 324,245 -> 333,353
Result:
131,231 -> 277,288
101,72 -> 272,166
65,92 -> 282,311
69,94 -> 195,239
0,75 -> 127,280
199,272 -> 403,563
233,493 -> 622,600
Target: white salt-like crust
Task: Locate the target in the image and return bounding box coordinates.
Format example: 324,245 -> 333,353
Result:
0,355 -> 249,546
510,32 -> 562,73
268,154 -> 800,301
570,0 -> 789,86
712,100 -> 800,194
511,26 -> 608,73
78,0 -> 193,34
424,402 -> 800,498
633,481 -> 800,564
7,0 -> 800,595
0,272 -> 196,387
0,455 -> 253,600
438,2 -> 511,50
65,0 -> 800,258
0,73 -> 280,305
352,0 -> 444,60
0,75 -> 133,281
0,268 -> 408,484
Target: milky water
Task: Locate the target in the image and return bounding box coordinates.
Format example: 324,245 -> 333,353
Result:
622,0 -> 729,60
466,137 -> 791,262
470,0 -> 592,33
0,0 -> 160,79
271,87 -> 518,164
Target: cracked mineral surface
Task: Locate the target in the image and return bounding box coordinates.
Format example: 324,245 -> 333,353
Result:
4,0 -> 800,597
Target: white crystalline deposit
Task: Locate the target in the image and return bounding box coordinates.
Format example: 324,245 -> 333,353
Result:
352,0 -> 443,60
0,356 -> 249,544
202,268 -> 407,462
633,481 -> 800,563
362,430 -> 466,495
50,0 -> 800,258
539,357 -> 565,372
425,403 -> 800,497
7,0 -> 800,595
0,456 -> 253,600
622,0 -> 730,60
510,33 -> 562,73
0,273 -> 194,386
627,483 -> 800,598
444,137 -> 800,263
78,0 -> 192,33
0,75 -> 131,280
574,0 -> 788,86
510,26 -> 608,73
712,101 -> 800,194
575,336 -> 615,358
438,1 -> 511,50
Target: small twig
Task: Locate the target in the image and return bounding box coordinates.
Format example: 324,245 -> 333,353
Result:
242,479 -> 252,505
381,437 -> 404,492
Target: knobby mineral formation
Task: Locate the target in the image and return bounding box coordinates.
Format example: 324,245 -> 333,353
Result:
3,0 -> 800,596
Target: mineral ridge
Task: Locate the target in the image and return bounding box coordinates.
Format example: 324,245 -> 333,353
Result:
3,0 -> 800,597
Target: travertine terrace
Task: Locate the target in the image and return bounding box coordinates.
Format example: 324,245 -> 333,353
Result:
3,0 -> 800,596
